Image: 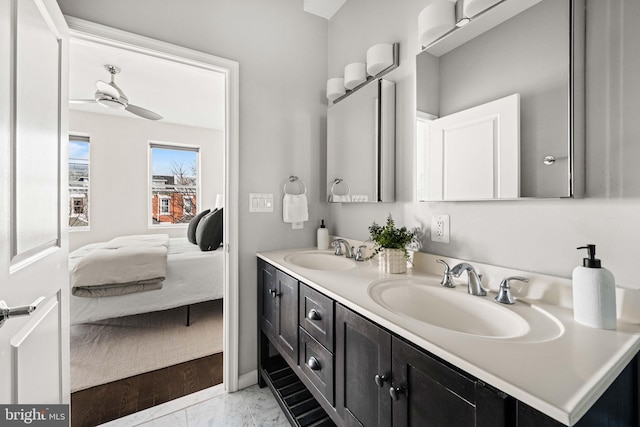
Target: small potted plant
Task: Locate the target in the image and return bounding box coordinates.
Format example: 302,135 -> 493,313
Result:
367,214 -> 417,274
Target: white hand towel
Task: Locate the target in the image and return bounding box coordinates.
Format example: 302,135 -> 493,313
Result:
283,193 -> 309,223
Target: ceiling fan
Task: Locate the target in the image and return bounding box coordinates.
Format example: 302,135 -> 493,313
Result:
70,64 -> 163,121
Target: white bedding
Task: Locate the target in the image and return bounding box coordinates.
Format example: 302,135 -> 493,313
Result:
71,234 -> 169,297
69,237 -> 224,325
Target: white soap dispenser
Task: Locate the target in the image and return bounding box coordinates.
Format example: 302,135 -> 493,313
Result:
317,220 -> 329,250
572,244 -> 617,330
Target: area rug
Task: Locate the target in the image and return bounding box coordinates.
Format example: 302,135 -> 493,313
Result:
70,299 -> 223,392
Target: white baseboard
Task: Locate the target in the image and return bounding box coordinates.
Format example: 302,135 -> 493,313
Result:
238,370 -> 258,390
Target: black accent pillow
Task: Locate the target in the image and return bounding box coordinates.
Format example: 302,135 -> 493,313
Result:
195,208 -> 223,251
187,209 -> 211,244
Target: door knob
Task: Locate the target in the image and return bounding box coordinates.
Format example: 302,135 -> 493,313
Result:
0,297 -> 45,328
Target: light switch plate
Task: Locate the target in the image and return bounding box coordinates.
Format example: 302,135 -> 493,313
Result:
431,214 -> 450,243
249,193 -> 274,212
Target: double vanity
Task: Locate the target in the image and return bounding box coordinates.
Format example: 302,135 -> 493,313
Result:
257,245 -> 640,426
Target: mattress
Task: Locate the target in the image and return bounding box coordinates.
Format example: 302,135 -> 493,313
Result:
69,237 -> 224,325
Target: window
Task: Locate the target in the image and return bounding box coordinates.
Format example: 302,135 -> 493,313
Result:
150,143 -> 199,225
69,135 -> 89,229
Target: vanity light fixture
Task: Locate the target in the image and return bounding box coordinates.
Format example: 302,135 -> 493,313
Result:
419,0 -> 508,49
327,43 -> 399,104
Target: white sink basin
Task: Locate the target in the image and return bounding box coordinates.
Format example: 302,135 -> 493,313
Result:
284,251 -> 356,271
368,278 -> 564,342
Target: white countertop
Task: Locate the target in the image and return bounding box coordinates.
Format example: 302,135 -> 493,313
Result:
257,247 -> 640,426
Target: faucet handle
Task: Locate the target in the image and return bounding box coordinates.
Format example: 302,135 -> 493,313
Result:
436,259 -> 455,288
331,240 -> 344,256
495,276 -> 529,304
355,245 -> 366,261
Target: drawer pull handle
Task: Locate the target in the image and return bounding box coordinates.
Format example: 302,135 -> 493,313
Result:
307,356 -> 321,371
389,385 -> 406,401
374,374 -> 388,388
307,308 -> 321,321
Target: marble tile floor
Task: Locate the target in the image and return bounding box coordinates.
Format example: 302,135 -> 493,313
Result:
99,383 -> 291,427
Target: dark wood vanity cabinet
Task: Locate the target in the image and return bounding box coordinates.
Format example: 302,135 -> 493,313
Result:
258,260 -> 299,366
258,259 -> 639,427
335,303 -> 512,427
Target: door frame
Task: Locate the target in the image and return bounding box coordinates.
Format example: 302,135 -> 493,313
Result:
65,17 -> 241,392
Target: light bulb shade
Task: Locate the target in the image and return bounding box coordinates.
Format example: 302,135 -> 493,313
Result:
344,62 -> 367,90
366,43 -> 394,76
326,77 -> 346,101
463,0 -> 502,18
418,1 -> 456,47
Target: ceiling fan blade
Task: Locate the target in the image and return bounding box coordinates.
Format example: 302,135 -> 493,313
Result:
125,104 -> 163,121
95,80 -> 121,98
69,99 -> 97,104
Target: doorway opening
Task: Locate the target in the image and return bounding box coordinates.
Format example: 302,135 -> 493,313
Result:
65,17 -> 239,426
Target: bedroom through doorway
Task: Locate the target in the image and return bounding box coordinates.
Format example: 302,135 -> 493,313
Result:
65,20 -> 235,427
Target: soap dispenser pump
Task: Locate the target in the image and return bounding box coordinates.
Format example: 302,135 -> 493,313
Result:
317,220 -> 329,250
572,244 -> 616,330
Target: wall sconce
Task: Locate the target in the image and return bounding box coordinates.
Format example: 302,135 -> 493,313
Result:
418,1 -> 456,47
326,77 -> 346,101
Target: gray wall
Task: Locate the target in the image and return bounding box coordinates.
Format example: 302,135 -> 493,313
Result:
57,0 -> 329,378
328,0 -> 640,289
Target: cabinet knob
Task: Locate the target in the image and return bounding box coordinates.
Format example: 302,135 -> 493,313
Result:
307,356 -> 321,371
389,385 -> 406,401
307,308 -> 321,321
268,288 -> 281,298
374,374 -> 388,388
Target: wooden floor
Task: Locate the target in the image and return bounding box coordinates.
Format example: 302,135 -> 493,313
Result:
71,352 -> 223,427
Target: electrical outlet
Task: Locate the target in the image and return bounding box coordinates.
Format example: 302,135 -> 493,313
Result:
431,215 -> 450,243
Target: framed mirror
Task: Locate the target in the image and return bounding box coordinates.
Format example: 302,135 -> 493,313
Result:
416,0 -> 584,201
328,79 -> 396,203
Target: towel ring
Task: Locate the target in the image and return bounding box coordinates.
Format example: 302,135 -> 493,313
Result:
284,175 -> 307,195
329,178 -> 351,198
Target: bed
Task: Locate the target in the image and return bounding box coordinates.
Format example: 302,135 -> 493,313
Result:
69,235 -> 224,325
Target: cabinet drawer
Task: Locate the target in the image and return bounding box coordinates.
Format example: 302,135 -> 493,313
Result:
299,328 -> 334,405
299,283 -> 334,351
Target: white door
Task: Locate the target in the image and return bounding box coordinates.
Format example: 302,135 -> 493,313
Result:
0,0 -> 69,411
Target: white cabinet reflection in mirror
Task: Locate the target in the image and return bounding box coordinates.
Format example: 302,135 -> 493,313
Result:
418,93 -> 520,201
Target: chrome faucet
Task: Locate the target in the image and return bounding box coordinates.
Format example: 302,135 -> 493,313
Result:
450,263 -> 487,296
331,239 -> 354,258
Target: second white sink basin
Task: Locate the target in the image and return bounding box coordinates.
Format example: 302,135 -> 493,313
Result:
368,278 -> 564,342
284,251 -> 356,271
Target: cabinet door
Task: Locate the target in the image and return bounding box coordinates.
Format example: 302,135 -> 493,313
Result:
391,336 -> 477,427
258,260 -> 278,341
336,304 -> 392,427
276,269 -> 299,366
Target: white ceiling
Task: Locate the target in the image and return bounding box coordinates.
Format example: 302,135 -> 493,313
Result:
69,38 -> 226,131
304,0 -> 347,19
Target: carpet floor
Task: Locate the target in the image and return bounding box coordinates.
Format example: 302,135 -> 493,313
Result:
70,299 -> 223,392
